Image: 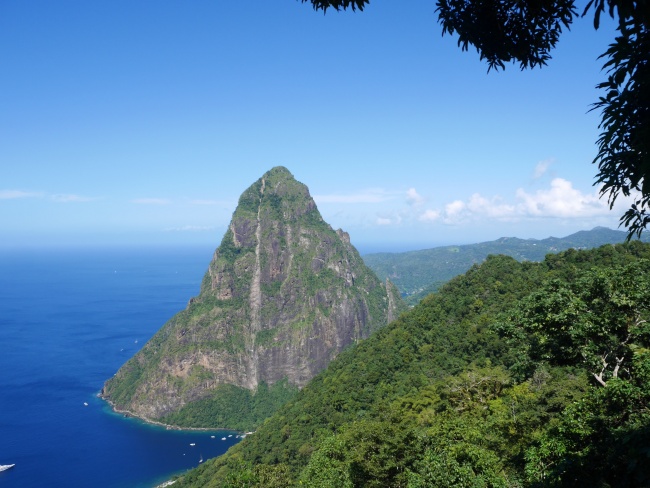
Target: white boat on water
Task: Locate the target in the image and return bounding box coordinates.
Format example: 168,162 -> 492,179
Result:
0,464 -> 15,472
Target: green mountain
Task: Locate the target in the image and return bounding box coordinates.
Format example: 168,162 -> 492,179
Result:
101,167 -> 405,430
364,226 -> 650,304
173,241 -> 650,487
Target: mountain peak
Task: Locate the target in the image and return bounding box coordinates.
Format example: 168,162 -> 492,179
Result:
101,168 -> 406,428
233,166 -> 317,224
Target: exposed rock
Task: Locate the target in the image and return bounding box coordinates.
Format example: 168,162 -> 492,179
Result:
101,167 -> 405,423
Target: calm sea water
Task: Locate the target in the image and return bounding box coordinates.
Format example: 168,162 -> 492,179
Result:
0,246 -> 242,488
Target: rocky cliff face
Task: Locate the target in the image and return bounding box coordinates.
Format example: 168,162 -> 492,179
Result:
101,167 -> 405,422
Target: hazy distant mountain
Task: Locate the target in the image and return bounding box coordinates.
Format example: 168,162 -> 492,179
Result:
364,227 -> 649,304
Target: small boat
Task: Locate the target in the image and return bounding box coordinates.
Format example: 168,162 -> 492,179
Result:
228,434 -> 232,437
199,454 -> 203,463
0,464 -> 15,472
83,402 -> 88,406
189,443 -> 195,446
221,437 -> 226,440
210,435 -> 215,439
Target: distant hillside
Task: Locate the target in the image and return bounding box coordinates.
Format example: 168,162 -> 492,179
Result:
363,227 -> 649,304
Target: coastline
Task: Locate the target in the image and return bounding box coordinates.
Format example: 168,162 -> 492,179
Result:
98,394 -> 241,433
100,394 -> 245,488
98,393 -> 251,488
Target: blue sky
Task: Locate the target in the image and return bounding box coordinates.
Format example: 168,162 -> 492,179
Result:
0,1 -> 631,253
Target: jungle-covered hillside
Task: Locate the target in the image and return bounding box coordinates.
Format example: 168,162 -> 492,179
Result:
175,241 -> 650,487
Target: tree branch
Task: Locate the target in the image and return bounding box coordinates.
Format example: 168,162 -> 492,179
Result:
613,355 -> 625,378
593,353 -> 609,386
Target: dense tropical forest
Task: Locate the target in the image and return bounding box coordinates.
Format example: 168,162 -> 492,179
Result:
170,241 -> 650,487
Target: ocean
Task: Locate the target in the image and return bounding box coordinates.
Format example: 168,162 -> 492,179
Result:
0,246 -> 242,488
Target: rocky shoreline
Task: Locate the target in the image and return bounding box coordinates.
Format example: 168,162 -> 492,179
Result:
98,393 -> 239,433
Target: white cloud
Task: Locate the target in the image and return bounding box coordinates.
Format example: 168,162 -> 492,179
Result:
445,200 -> 466,217
418,209 -> 440,222
165,225 -> 213,232
189,199 -> 222,206
375,210 -> 403,225
51,194 -> 99,203
441,200 -> 468,224
0,190 -> 42,200
132,198 -> 171,205
322,177 -> 622,231
419,178 -> 612,226
466,193 -> 516,218
376,217 -> 393,225
515,178 -> 607,217
1,190 -> 98,203
533,158 -> 555,179
314,189 -> 392,204
406,188 -> 425,207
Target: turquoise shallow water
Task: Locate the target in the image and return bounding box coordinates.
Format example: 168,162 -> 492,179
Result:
0,246 -> 241,488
